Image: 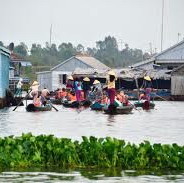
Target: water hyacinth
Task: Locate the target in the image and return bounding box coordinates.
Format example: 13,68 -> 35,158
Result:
0,133 -> 184,170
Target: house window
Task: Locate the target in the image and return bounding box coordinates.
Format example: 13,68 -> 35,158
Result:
63,74 -> 66,84
59,74 -> 67,84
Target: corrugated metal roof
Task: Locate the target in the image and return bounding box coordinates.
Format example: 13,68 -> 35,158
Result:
51,55 -> 110,71
75,56 -> 110,70
0,46 -> 10,56
130,58 -> 154,68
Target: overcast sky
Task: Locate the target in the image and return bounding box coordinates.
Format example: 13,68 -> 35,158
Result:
1,0 -> 184,52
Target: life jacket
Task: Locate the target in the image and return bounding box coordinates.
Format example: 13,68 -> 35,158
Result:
34,98 -> 41,107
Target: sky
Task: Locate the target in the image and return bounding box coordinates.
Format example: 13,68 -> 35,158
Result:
1,0 -> 184,53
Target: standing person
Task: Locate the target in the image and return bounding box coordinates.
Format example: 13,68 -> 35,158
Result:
107,70 -> 116,105
15,78 -> 23,97
30,81 -> 39,104
144,76 -> 152,102
74,78 -> 82,102
82,77 -> 91,100
66,75 -> 74,91
92,80 -> 102,101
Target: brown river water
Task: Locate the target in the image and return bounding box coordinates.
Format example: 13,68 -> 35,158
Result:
0,101 -> 184,182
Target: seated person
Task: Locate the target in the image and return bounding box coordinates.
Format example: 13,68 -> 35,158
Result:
66,91 -> 76,102
33,96 -> 41,107
58,88 -> 67,99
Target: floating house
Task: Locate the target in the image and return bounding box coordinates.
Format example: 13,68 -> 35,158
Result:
37,55 -> 110,91
0,46 -> 10,108
171,64 -> 184,100
9,52 -> 31,92
129,40 -> 184,90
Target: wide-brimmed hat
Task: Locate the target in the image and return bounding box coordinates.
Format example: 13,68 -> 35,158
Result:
32,81 -> 39,86
83,77 -> 90,81
144,76 -> 151,81
108,70 -> 116,76
68,75 -> 73,80
93,80 -> 100,85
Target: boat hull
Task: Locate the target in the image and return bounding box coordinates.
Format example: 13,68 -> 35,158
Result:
26,104 -> 52,112
134,101 -> 155,109
104,105 -> 133,114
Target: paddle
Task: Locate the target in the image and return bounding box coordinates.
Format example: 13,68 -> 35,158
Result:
47,100 -> 59,111
13,90 -> 32,111
128,101 -> 141,112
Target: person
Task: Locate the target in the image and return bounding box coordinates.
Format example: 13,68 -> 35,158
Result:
143,76 -> 152,102
92,80 -> 102,101
116,90 -> 128,106
74,78 -> 82,102
66,91 -> 76,102
30,81 -> 39,104
15,78 -> 23,97
58,88 -> 67,99
107,70 -> 116,105
40,87 -> 50,106
82,77 -> 91,100
66,75 -> 74,91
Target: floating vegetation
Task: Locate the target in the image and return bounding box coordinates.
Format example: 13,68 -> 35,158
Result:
0,133 -> 184,170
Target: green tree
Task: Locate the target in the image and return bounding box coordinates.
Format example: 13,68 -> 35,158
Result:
14,42 -> 28,57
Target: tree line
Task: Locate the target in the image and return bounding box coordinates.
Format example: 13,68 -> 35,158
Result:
0,36 -> 152,69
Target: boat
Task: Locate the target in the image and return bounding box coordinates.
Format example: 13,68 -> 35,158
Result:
103,104 -> 133,114
62,100 -> 91,108
90,102 -> 106,111
134,101 -> 155,109
26,103 -> 52,112
50,98 -> 63,105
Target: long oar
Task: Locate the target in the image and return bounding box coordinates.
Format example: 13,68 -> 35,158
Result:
154,93 -> 174,105
128,101 -> 141,112
47,100 -> 59,111
13,90 -> 32,111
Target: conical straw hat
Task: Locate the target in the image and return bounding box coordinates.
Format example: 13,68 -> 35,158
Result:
93,80 -> 100,84
144,76 -> 151,81
83,77 -> 90,81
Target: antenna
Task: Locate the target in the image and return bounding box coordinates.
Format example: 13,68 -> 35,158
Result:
160,0 -> 164,52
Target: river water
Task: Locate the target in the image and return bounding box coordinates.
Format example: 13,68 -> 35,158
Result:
0,101 -> 184,182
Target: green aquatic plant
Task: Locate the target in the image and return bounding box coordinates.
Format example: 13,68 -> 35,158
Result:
0,133 -> 184,170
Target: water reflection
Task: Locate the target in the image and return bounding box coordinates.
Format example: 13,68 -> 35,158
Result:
0,101 -> 184,145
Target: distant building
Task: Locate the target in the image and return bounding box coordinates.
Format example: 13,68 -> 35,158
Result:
9,52 -> 32,92
131,40 -> 184,70
0,46 -> 10,108
171,64 -> 184,99
37,55 -> 110,91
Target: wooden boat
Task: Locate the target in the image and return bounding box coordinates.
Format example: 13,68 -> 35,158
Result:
62,100 -> 91,108
103,104 -> 133,114
50,98 -> 63,105
90,102 -> 106,111
26,103 -> 52,112
134,101 -> 155,109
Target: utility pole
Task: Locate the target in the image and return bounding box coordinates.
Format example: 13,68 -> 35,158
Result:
177,33 -> 181,43
149,42 -> 153,55
160,0 -> 164,52
49,24 -> 52,47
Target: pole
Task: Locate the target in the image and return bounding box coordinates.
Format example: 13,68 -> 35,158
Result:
49,24 -> 52,47
161,0 -> 164,52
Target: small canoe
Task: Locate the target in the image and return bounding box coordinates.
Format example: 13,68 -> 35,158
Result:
103,104 -> 133,115
62,100 -> 91,108
26,103 -> 52,112
50,98 -> 63,105
134,101 -> 155,109
90,102 -> 106,111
